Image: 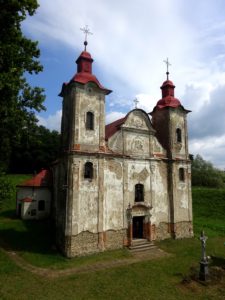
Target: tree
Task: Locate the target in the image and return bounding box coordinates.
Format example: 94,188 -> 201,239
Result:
0,171 -> 15,211
192,154 -> 225,188
9,124 -> 60,174
0,0 -> 45,171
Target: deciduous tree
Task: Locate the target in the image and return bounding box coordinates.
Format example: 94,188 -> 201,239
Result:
192,154 -> 225,188
0,0 -> 45,171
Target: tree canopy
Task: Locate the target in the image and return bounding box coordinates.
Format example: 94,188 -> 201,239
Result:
192,154 -> 225,188
9,125 -> 60,174
0,0 -> 45,171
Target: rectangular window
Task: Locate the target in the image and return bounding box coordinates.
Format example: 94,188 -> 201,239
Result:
38,200 -> 45,211
31,209 -> 36,216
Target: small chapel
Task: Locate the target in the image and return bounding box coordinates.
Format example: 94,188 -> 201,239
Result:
52,32 -> 193,257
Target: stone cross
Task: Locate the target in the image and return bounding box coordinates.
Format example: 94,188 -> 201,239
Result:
163,57 -> 171,80
199,230 -> 209,281
134,98 -> 139,109
200,230 -> 208,262
80,25 -> 93,51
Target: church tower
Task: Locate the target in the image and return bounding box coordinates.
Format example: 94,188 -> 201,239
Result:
59,42 -> 111,153
150,68 -> 193,239
54,29 -> 112,257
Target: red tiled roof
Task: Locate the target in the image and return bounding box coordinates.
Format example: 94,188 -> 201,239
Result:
17,170 -> 51,187
105,116 -> 126,140
21,197 -> 33,203
71,72 -> 109,92
156,96 -> 181,109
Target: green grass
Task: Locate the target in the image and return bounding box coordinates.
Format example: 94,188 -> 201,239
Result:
0,176 -> 225,299
192,187 -> 225,236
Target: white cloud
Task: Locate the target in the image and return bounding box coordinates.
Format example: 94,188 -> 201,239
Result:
37,110 -> 62,132
190,135 -> 225,170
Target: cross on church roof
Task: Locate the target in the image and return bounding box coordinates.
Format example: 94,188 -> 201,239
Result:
163,57 -> 171,80
80,25 -> 93,51
134,98 -> 139,109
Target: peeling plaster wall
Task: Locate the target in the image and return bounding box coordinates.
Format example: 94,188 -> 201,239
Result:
150,161 -> 169,226
173,162 -> 192,223
74,84 -> 105,150
103,159 -> 124,230
108,131 -> 123,153
169,109 -> 188,159
71,157 -> 99,235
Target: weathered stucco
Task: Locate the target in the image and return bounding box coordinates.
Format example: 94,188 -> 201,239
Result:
53,59 -> 193,257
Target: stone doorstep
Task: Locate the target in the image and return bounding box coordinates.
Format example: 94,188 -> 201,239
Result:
129,239 -> 157,253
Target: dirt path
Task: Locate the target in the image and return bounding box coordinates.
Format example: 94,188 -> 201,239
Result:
0,239 -> 170,279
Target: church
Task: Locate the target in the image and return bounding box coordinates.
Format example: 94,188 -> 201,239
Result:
52,35 -> 193,257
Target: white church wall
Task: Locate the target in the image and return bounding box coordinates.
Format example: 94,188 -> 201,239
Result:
103,159 -> 124,231
173,162 -> 192,223
150,161 -> 169,226
170,109 -> 188,159
71,157 -> 99,234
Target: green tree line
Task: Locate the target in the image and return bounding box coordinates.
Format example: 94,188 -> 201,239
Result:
0,0 -> 60,173
192,154 -> 225,188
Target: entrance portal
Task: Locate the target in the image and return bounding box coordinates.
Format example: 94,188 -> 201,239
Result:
132,216 -> 144,239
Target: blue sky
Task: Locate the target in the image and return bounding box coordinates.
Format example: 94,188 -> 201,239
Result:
23,0 -> 225,169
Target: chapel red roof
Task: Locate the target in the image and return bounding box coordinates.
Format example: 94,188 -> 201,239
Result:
17,169 -> 51,187
21,197 -> 33,203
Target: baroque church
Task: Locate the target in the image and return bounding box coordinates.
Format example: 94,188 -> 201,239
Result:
52,37 -> 193,257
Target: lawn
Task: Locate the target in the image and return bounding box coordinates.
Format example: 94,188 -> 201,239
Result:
0,176 -> 225,300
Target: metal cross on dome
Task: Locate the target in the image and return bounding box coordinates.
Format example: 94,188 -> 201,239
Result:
163,57 -> 171,80
134,98 -> 139,109
80,25 -> 93,51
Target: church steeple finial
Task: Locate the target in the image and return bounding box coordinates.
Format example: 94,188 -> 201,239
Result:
80,25 -> 93,51
163,57 -> 171,81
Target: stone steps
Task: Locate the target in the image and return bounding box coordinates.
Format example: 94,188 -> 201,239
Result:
128,239 -> 157,253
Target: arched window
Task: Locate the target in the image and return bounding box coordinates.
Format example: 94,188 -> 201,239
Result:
86,112 -> 94,130
176,128 -> 182,143
84,162 -> 93,179
135,184 -> 144,202
179,168 -> 185,182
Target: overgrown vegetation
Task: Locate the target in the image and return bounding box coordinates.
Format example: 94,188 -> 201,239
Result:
192,154 -> 225,188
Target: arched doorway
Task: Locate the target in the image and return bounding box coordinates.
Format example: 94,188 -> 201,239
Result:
132,216 -> 144,239
126,204 -> 153,245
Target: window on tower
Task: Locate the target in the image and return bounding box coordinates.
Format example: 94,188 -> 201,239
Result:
176,128 -> 182,143
179,168 -> 185,182
86,112 -> 94,130
135,184 -> 144,202
84,162 -> 93,179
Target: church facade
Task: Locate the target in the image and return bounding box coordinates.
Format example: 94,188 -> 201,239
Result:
53,44 -> 193,257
